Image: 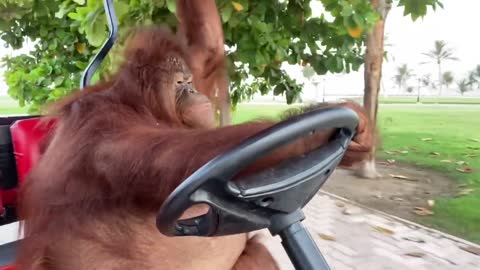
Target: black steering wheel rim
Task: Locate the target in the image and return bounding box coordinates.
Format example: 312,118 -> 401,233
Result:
156,106 -> 359,237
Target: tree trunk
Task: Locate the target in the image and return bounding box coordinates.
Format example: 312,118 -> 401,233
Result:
417,78 -> 421,103
218,97 -> 232,126
355,0 -> 391,179
216,74 -> 232,126
438,61 -> 442,96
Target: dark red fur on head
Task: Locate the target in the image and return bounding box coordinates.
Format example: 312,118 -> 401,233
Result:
45,27 -> 193,127
115,27 -> 193,126
122,26 -> 189,74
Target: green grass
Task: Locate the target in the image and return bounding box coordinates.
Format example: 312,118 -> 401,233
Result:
0,96 -> 28,115
232,104 -> 293,123
234,104 -> 480,243
379,96 -> 480,104
377,105 -> 480,243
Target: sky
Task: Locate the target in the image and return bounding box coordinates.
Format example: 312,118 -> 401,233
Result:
281,0 -> 480,100
1,0 -> 479,99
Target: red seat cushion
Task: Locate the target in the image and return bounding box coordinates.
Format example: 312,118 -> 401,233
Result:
1,118 -> 56,206
0,118 -> 56,270
0,195 -> 3,216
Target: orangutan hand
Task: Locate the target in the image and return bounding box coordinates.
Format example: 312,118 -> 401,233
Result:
335,102 -> 376,167
232,230 -> 280,270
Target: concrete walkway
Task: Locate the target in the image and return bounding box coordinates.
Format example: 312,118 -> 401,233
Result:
263,192 -> 480,270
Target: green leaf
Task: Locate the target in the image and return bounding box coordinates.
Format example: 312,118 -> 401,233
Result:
341,6 -> 353,17
398,0 -> 441,21
87,0 -> 102,9
51,88 -> 64,98
73,0 -> 86,5
54,76 -> 65,86
55,7 -> 69,19
302,66 -> 315,78
365,11 -> 379,24
114,1 -> 130,20
166,0 -> 176,13
220,3 -> 233,23
67,12 -> 79,20
39,27 -> 48,37
48,39 -> 58,50
253,20 -> 268,33
85,15 -> 106,47
43,64 -> 53,75
255,50 -> 267,65
353,14 -> 363,26
0,19 -> 11,31
274,47 -> 286,62
273,83 -> 286,95
152,0 -> 165,7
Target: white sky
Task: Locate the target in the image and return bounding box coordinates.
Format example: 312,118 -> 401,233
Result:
383,0 -> 479,78
284,0 -> 480,99
1,0 -> 479,98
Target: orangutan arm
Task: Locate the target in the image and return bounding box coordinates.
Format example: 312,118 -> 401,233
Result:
93,103 -> 372,208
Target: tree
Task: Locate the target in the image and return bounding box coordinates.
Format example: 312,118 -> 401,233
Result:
475,65 -> 480,89
358,0 -> 443,179
457,79 -> 470,95
1,0 -> 380,113
467,71 -> 477,90
302,64 -> 322,101
421,74 -> 433,88
442,71 -> 454,90
393,64 -> 412,92
382,33 -> 395,62
422,40 -> 458,96
302,65 -> 316,79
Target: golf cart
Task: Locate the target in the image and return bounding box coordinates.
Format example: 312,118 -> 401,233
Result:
0,1 -> 359,269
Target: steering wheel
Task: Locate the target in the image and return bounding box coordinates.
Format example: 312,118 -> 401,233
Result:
156,106 -> 359,270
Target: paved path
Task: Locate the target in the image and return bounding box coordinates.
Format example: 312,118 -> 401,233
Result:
263,192 -> 480,270
1,193 -> 479,269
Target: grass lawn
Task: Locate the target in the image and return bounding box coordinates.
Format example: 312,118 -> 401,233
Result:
379,96 -> 480,104
0,96 -> 28,115
376,105 -> 480,243
234,104 -> 480,243
232,104 -> 293,123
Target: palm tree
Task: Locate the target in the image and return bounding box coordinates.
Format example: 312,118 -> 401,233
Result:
466,66 -> 480,90
420,74 -> 433,88
383,34 -> 395,62
442,71 -> 454,90
467,71 -> 477,90
393,64 -> 413,92
457,79 -> 470,96
475,65 -> 480,89
464,65 -> 480,89
422,40 -> 459,96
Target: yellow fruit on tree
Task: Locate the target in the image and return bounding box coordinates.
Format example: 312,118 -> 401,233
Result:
232,2 -> 244,11
347,26 -> 362,38
75,42 -> 86,54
